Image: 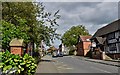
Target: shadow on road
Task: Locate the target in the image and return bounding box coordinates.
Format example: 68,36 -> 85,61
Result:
40,59 -> 55,62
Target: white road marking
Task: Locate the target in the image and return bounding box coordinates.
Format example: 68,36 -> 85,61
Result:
57,66 -> 73,70
56,64 -> 73,70
62,64 -> 67,66
66,68 -> 73,69
57,66 -> 63,69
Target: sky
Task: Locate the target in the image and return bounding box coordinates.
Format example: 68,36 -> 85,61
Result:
37,0 -> 119,48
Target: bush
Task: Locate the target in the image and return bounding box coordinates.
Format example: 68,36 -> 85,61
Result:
0,50 -> 37,75
32,50 -> 41,64
69,50 -> 75,55
68,46 -> 76,55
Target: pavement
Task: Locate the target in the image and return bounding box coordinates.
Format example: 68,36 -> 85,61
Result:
74,56 -> 120,67
35,55 -> 59,73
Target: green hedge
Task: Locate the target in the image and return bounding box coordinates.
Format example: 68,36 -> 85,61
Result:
0,50 -> 37,75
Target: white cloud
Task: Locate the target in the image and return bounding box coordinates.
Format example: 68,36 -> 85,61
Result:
42,2 -> 118,47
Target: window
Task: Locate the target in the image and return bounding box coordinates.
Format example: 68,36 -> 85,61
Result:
118,43 -> 120,52
107,32 -> 115,40
119,31 -> 120,36
119,31 -> 120,39
108,43 -> 117,51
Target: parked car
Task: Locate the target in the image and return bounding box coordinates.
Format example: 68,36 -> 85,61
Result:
57,52 -> 63,57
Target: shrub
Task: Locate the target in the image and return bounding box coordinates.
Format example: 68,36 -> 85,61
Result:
0,50 -> 37,75
69,50 -> 75,55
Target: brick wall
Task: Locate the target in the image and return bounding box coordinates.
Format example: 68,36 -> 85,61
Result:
83,42 -> 91,56
77,42 -> 84,56
77,42 -> 91,56
106,53 -> 120,59
84,49 -> 90,56
83,42 -> 91,50
10,47 -> 23,56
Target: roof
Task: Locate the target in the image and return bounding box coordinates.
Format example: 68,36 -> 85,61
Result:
79,35 -> 92,42
92,19 -> 120,39
9,38 -> 24,46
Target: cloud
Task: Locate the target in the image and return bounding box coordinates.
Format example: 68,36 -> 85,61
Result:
37,0 -> 120,2
42,2 -> 118,47
79,2 -> 118,25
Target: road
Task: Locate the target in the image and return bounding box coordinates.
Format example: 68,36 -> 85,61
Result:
36,55 -> 119,74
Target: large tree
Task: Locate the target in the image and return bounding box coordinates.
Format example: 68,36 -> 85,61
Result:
62,25 -> 90,47
2,2 -> 61,50
1,20 -> 30,50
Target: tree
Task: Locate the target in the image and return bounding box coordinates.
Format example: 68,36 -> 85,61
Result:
2,2 -> 37,26
33,2 -> 61,46
2,2 -> 61,50
62,25 -> 90,47
1,20 -> 30,50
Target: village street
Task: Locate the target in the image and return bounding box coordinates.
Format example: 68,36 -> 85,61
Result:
35,55 -> 119,74
1,1 -> 120,75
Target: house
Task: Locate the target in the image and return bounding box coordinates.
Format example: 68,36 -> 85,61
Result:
91,19 -> 120,59
76,35 -> 92,56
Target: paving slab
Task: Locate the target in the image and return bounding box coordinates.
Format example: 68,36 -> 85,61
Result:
35,55 -> 59,73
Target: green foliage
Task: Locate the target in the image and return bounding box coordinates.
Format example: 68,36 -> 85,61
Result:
31,3 -> 61,46
0,52 -> 2,60
67,46 -> 76,55
62,25 -> 90,47
2,2 -> 61,49
0,51 -> 37,75
2,2 -> 37,26
1,20 -> 30,50
69,50 -> 75,55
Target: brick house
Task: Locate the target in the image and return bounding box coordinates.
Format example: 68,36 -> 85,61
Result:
91,19 -> 120,59
76,35 -> 92,56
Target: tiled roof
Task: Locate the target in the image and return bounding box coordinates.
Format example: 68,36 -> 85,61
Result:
92,19 -> 120,39
80,35 -> 92,42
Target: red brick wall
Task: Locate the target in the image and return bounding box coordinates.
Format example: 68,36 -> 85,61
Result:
77,42 -> 91,56
92,51 -> 102,59
83,42 -> 91,56
83,42 -> 91,50
84,50 -> 89,56
10,47 -> 23,56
